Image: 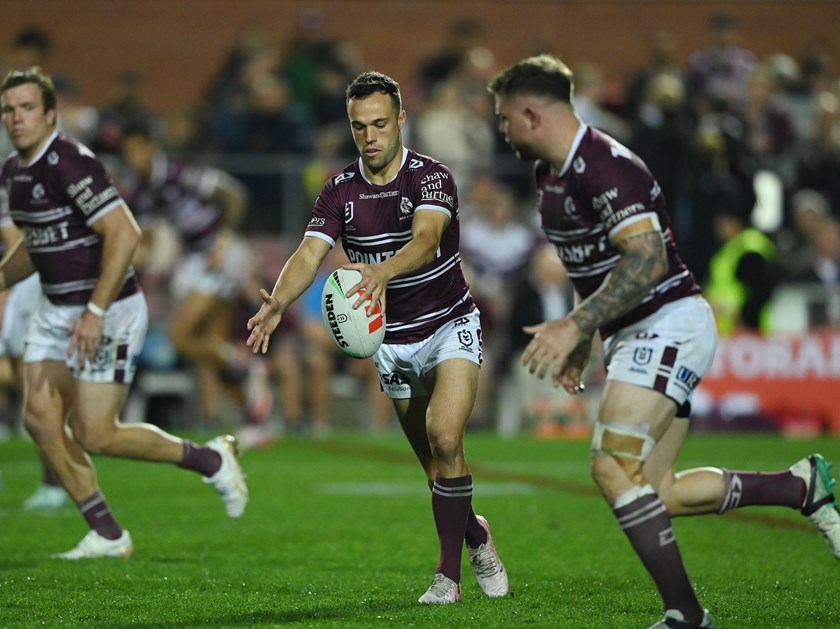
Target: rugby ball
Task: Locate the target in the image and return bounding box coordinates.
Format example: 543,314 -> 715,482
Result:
321,268 -> 386,359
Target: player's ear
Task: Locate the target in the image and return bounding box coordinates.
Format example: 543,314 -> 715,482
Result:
398,109 -> 406,129
524,106 -> 540,129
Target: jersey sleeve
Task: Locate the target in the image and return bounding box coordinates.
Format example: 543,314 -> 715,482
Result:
587,142 -> 659,238
415,162 -> 457,220
55,146 -> 125,226
303,173 -> 349,248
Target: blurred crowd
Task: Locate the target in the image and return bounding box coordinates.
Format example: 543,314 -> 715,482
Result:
2,10 -> 839,440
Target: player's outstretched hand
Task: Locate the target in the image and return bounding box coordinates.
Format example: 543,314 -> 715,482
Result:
246,288 -> 283,354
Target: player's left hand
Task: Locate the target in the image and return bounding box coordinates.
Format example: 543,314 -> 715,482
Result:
343,263 -> 388,314
68,310 -> 105,367
522,318 -> 592,393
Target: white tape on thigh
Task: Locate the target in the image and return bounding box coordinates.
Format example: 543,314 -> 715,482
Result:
591,421 -> 656,462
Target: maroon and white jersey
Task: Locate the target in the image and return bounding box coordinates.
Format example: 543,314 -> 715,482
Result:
0,132 -> 139,305
305,147 -> 475,344
121,153 -> 224,253
536,124 -> 700,339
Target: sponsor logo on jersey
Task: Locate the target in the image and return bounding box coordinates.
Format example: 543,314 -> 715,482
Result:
650,181 -> 661,201
47,151 -> 59,165
22,221 -> 70,248
409,158 -> 424,170
573,157 -> 586,173
544,184 -> 564,194
420,171 -> 449,185
592,188 -> 619,213
347,249 -> 398,264
564,197 -> 576,216
334,171 -> 354,184
420,189 -> 454,206
32,183 -> 45,200
358,191 -> 398,199
308,217 -> 326,227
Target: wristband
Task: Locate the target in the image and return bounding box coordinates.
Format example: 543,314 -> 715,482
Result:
86,301 -> 106,317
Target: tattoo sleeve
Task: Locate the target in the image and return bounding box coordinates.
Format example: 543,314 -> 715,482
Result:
570,230 -> 668,335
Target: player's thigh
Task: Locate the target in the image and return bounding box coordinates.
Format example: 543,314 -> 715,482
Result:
71,380 -> 130,433
426,358 -> 480,437
598,380 -> 678,441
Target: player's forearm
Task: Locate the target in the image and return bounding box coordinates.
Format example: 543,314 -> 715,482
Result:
269,250 -> 320,312
570,234 -> 667,335
377,232 -> 439,282
0,237 -> 36,291
90,226 -> 140,309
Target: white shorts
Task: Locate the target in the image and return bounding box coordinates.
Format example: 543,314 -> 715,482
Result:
603,296 -> 717,416
24,292 -> 148,384
0,273 -> 41,358
373,310 -> 482,399
171,236 -> 252,301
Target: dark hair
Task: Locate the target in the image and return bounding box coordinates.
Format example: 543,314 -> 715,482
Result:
487,54 -> 575,104
13,27 -> 52,55
0,66 -> 57,112
346,71 -> 402,114
119,117 -> 157,143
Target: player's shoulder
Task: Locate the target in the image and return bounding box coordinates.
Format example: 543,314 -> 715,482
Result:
47,134 -> 104,170
405,149 -> 451,177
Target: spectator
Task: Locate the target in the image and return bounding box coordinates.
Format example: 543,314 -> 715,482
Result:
705,183 -> 779,335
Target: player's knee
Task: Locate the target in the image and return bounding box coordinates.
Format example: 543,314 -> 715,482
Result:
427,428 -> 462,464
590,421 -> 655,488
23,408 -> 61,445
72,423 -> 115,455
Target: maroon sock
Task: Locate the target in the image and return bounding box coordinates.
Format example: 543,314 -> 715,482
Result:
177,441 -> 222,477
79,491 -> 123,541
465,506 -> 489,549
720,469 -> 806,512
614,489 -> 704,624
432,474 -> 473,583
42,463 -> 61,487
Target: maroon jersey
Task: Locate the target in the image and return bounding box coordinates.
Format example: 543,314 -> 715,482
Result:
121,153 -> 224,253
536,125 -> 700,339
305,148 -> 475,344
0,132 -> 139,305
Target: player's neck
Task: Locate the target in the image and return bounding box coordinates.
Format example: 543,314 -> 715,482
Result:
17,134 -> 53,167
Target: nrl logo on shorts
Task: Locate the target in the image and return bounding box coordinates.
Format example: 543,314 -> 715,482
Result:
458,330 -> 474,348
633,347 -> 653,365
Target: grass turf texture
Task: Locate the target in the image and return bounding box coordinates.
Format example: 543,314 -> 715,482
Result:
0,432 -> 838,628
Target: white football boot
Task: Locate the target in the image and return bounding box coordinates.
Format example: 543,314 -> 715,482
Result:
53,530 -> 133,560
791,453 -> 840,558
648,608 -> 716,629
418,573 -> 461,604
468,515 -> 509,597
23,484 -> 68,510
204,435 -> 249,518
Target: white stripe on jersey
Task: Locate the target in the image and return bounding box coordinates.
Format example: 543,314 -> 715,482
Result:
564,254 -> 622,278
41,269 -> 136,295
388,253 -> 461,289
10,206 -> 74,223
543,225 -> 604,241
27,235 -> 100,254
344,229 -> 412,246
386,292 -> 473,332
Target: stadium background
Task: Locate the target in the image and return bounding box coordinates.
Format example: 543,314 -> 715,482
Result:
2,0 -> 840,438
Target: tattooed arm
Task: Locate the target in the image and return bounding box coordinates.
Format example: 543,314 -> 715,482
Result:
570,218 -> 668,336
521,217 -> 668,391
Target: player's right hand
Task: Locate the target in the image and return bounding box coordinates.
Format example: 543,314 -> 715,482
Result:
246,288 -> 283,354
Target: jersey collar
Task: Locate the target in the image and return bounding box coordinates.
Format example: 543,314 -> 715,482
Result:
20,130 -> 59,167
357,147 -> 408,186
556,122 -> 588,177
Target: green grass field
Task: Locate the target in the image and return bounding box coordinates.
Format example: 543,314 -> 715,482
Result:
1,431 -> 838,628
